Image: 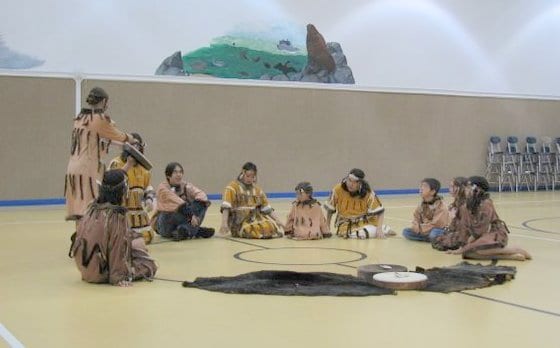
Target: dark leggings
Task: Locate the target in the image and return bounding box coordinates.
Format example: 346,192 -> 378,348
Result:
157,201 -> 210,239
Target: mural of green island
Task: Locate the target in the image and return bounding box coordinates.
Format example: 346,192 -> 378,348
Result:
156,24 -> 355,84
183,43 -> 307,80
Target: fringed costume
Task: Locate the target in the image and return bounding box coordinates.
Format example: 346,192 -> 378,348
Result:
324,183 -> 384,238
403,196 -> 449,241
285,199 -> 330,240
109,156 -> 156,243
70,202 -> 157,285
64,109 -> 131,220
220,180 -> 281,239
460,199 -> 509,254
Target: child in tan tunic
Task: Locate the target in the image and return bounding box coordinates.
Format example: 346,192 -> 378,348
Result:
70,170 -> 157,287
447,176 -> 531,261
284,182 -> 331,240
402,178 -> 449,242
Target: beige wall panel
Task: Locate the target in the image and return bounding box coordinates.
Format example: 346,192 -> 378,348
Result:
2,75 -> 559,200
0,76 -> 74,199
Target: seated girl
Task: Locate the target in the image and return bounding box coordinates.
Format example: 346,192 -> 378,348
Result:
447,176 -> 531,261
432,177 -> 470,251
284,182 -> 331,240
218,162 -> 284,239
324,168 -> 394,239
108,132 -> 156,244
70,169 -> 157,287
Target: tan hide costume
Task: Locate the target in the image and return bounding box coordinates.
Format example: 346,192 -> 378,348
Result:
460,199 -> 509,254
64,109 -> 132,220
71,202 -> 157,285
285,200 -> 330,240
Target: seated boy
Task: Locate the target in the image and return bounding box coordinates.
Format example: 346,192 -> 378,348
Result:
402,178 -> 449,242
155,162 -> 214,241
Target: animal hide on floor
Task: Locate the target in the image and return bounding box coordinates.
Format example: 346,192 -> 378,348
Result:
183,270 -> 395,296
417,261 -> 517,293
182,262 -> 516,296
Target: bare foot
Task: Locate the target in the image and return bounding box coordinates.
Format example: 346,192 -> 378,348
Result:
508,253 -> 527,261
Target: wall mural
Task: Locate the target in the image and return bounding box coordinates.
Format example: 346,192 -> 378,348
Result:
155,24 -> 355,84
0,35 -> 43,69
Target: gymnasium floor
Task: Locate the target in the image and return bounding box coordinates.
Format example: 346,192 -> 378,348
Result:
0,191 -> 559,348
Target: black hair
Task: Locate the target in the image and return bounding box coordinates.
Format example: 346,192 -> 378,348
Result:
238,162 -> 258,182
295,181 -> 313,196
422,178 -> 441,195
466,176 -> 490,214
165,162 -> 184,179
86,87 -> 109,106
97,170 -> 127,205
450,176 -> 468,210
120,133 -> 144,161
242,162 -> 257,172
341,168 -> 371,198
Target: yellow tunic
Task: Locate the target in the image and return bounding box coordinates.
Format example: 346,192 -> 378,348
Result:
324,183 -> 383,237
221,180 -> 280,239
109,157 -> 155,243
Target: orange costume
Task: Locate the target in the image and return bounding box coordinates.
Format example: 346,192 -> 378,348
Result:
64,109 -> 132,220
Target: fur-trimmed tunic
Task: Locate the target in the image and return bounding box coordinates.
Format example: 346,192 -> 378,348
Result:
410,196 -> 449,235
324,183 -> 383,237
109,156 -> 155,235
285,200 -> 330,240
220,180 -> 280,239
460,199 -> 509,253
71,202 -> 157,285
64,109 -> 131,220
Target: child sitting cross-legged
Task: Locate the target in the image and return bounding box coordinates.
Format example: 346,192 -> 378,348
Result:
402,178 -> 449,242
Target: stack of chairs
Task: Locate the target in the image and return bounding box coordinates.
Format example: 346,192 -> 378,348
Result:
518,137 -> 538,191
538,136 -> 555,190
486,135 -> 559,192
553,137 -> 560,191
486,136 -> 504,191
503,136 -> 520,191
485,136 -> 516,192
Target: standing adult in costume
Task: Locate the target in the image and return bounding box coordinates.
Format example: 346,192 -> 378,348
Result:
218,162 -> 284,239
324,168 -> 394,239
69,169 -> 157,287
65,87 -> 137,221
447,176 -> 531,261
155,162 -> 214,240
109,133 -> 156,244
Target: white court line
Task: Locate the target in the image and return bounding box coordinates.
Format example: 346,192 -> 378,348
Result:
0,323 -> 25,348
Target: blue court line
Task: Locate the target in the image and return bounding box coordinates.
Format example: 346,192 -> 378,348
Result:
1,188 -> 437,207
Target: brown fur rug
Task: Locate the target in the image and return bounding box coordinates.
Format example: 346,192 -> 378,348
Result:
182,262 -> 516,297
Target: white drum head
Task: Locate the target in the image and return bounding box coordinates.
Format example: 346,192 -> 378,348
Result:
372,272 -> 428,290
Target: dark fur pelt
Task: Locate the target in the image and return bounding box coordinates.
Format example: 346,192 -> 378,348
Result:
417,261 -> 516,293
183,270 -> 394,296
182,262 -> 515,296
